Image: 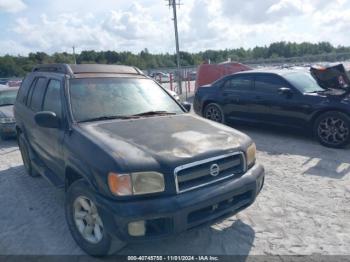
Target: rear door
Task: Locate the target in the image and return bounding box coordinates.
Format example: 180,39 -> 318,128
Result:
220,75 -> 257,121
23,77 -> 48,151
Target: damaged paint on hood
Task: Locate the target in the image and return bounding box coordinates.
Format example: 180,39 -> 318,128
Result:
78,114 -> 251,170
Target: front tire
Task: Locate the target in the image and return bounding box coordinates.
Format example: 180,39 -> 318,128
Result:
203,103 -> 225,124
314,111 -> 350,148
65,180 -> 125,256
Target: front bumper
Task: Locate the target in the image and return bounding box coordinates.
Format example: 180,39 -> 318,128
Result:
96,163 -> 264,243
0,123 -> 16,137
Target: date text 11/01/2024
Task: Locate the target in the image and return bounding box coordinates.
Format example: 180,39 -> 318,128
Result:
127,256 -> 219,261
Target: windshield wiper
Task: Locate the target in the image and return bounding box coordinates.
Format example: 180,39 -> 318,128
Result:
0,104 -> 14,107
79,111 -> 176,123
131,111 -> 177,117
78,115 -> 135,123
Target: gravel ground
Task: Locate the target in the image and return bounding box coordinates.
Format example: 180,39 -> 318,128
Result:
0,123 -> 349,255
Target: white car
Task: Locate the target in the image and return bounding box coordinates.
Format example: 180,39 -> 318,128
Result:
153,72 -> 170,83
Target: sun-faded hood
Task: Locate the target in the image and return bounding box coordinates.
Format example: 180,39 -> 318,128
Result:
0,105 -> 14,118
78,114 -> 252,170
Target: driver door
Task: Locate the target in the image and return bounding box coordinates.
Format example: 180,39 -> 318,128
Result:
35,78 -> 65,178
252,74 -> 306,127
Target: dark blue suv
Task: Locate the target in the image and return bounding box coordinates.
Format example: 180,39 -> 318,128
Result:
14,64 -> 264,256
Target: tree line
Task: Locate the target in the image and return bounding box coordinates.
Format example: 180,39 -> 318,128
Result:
1,41 -> 350,78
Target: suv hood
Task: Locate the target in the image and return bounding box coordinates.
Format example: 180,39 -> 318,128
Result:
0,105 -> 14,118
78,114 -> 251,169
310,64 -> 350,92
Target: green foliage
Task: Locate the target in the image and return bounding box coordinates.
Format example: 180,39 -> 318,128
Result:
1,41 -> 350,77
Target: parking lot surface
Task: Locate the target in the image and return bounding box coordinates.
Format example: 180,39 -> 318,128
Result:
0,124 -> 349,255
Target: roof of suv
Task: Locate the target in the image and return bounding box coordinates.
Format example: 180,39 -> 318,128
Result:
32,64 -> 144,78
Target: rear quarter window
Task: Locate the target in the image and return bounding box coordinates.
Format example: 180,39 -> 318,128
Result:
16,75 -> 33,104
224,76 -> 253,91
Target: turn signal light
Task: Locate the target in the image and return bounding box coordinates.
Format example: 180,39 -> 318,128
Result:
108,173 -> 132,196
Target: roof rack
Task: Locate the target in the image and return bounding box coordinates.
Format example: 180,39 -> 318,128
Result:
32,64 -> 143,76
69,64 -> 142,75
32,64 -> 74,75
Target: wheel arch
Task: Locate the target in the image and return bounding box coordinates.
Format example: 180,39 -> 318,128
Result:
65,166 -> 89,192
15,125 -> 22,135
310,108 -> 350,127
15,125 -> 25,141
202,100 -> 220,115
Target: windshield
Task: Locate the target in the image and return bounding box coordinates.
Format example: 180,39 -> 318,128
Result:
0,90 -> 18,106
284,72 -> 324,93
69,78 -> 184,122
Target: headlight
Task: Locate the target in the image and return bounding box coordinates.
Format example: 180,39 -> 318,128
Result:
108,172 -> 165,196
132,172 -> 165,195
246,143 -> 256,168
0,117 -> 16,124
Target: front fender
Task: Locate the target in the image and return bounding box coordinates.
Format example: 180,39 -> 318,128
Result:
63,129 -> 118,198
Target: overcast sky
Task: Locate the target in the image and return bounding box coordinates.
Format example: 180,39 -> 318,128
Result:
0,0 -> 350,55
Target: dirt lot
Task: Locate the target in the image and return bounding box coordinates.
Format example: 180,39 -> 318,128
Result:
0,123 -> 349,255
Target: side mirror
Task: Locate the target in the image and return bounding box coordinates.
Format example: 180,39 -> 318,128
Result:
34,111 -> 60,129
181,102 -> 192,112
278,87 -> 293,97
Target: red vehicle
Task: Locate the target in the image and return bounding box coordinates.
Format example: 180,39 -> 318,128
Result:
195,62 -> 252,90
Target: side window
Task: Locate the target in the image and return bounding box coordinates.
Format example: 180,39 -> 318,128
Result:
224,76 -> 253,91
25,78 -> 38,106
254,75 -> 286,94
28,78 -> 47,112
43,80 -> 62,119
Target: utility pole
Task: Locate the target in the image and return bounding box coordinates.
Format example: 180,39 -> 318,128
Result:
72,46 -> 77,64
167,0 -> 182,95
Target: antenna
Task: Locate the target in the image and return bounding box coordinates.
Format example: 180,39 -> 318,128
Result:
166,0 -> 183,96
72,45 -> 77,64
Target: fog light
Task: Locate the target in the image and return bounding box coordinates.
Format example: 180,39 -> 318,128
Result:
128,221 -> 146,237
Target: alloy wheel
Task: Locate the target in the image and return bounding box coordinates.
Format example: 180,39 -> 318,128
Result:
205,105 -> 223,123
73,196 -> 104,244
318,117 -> 349,146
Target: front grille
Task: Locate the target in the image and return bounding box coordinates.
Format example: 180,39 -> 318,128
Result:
174,152 -> 246,193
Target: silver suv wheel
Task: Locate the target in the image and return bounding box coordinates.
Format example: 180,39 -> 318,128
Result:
73,196 -> 104,244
